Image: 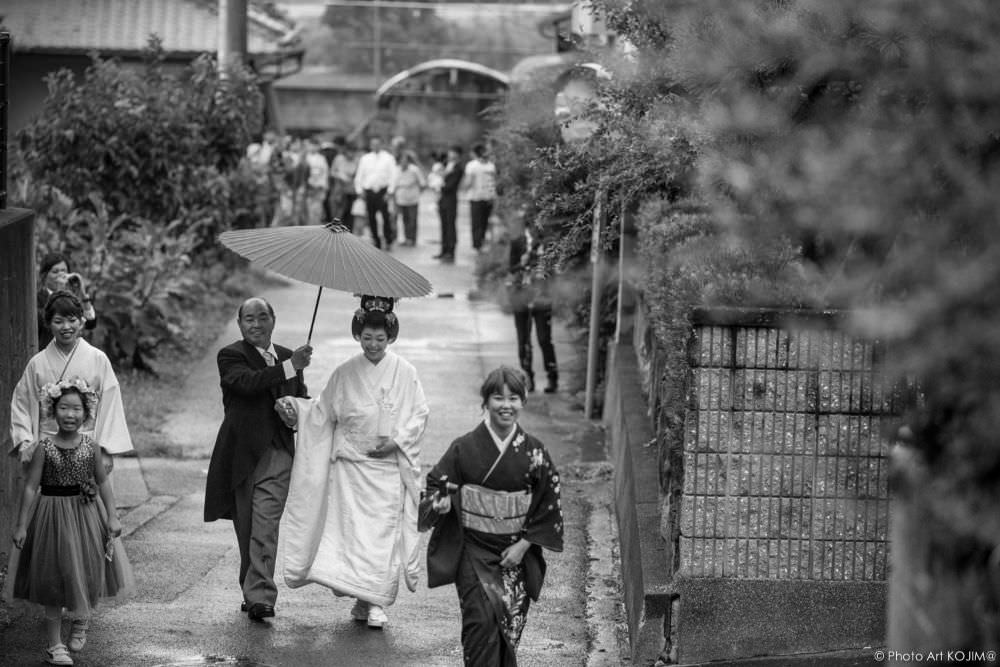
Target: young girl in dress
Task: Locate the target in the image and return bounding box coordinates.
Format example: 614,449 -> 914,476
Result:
12,379 -> 134,666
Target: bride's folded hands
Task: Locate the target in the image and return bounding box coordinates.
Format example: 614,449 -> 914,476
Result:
274,398 -> 298,428
367,436 -> 399,459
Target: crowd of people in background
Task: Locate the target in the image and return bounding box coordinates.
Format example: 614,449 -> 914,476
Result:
243,129 -> 556,392
243,131 -> 498,261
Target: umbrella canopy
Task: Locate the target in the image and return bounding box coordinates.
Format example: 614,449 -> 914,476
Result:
218,223 -> 432,298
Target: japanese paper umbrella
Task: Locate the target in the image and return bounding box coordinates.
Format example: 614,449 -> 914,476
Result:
218,223 -> 433,343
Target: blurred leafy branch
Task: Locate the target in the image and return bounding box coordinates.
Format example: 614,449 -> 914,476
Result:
491,0 -> 1000,643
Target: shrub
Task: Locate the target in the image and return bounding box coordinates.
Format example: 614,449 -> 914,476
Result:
14,39 -> 265,368
598,0 -> 1000,645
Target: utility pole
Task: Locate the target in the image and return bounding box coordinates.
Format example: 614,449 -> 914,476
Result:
372,1 -> 382,83
218,0 -> 248,73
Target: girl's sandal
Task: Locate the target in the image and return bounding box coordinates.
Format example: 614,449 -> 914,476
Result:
68,619 -> 88,652
45,643 -> 74,665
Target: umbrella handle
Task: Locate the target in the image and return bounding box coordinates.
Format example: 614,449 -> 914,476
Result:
307,286 -> 323,346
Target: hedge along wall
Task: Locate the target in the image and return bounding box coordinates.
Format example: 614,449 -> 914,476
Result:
638,304 -> 894,664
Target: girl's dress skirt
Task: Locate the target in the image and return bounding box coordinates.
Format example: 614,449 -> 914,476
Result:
13,494 -> 134,616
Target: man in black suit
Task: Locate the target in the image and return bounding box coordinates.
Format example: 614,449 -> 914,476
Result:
204,297 -> 312,621
434,145 -> 464,262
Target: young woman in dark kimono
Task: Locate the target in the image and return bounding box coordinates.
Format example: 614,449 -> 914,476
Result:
420,366 -> 563,667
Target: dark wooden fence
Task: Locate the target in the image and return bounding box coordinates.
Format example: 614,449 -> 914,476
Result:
0,208 -> 37,595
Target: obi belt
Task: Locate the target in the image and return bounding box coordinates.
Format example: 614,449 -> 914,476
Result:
460,484 -> 531,535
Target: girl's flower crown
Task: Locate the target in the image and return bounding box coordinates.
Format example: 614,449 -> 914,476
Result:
40,378 -> 99,425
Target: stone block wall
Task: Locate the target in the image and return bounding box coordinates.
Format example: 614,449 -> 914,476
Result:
624,304 -> 894,663
676,317 -> 893,582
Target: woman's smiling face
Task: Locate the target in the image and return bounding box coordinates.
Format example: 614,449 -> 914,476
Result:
359,326 -> 390,363
48,313 -> 82,349
485,384 -> 522,436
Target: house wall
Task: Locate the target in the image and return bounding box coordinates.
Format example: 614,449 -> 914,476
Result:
272,85 -> 500,158
273,87 -> 375,138
7,53 -> 86,137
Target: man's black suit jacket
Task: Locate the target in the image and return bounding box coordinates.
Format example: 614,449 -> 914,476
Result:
204,339 -> 307,522
440,160 -> 465,199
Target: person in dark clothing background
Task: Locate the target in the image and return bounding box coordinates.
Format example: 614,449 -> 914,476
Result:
433,145 -> 464,263
36,253 -> 97,350
507,219 -> 558,394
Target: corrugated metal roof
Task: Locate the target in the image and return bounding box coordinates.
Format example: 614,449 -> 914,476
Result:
274,68 -> 379,92
1,0 -> 291,55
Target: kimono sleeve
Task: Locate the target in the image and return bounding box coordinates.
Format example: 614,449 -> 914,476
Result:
392,363 -> 429,467
10,358 -> 41,461
94,352 -> 134,454
523,445 -> 564,552
419,439 -> 462,532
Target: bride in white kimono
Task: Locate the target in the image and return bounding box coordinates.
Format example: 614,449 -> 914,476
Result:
278,296 -> 429,629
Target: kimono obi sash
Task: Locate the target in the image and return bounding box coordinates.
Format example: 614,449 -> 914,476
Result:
460,484 -> 531,535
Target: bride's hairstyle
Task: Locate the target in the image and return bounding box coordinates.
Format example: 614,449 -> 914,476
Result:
351,294 -> 399,341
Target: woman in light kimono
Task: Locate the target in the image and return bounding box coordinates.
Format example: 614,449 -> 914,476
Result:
10,291 -> 133,467
419,366 -> 563,667
278,295 -> 428,629
6,291 -> 133,609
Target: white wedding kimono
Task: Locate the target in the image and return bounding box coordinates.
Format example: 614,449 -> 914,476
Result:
9,339 -> 134,462
282,350 -> 429,607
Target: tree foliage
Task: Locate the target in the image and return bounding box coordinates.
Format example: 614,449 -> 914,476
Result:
579,0 -> 1000,644
18,40 -> 262,228
14,40 -> 265,368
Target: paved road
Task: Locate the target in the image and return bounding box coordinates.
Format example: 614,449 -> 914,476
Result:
1,195 -> 621,666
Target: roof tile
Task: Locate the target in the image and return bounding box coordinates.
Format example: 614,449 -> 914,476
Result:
1,0 -> 290,55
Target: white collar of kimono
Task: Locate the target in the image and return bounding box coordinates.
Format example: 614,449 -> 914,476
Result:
483,418 -> 518,453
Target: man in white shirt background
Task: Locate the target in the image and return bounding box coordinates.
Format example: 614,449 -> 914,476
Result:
354,136 -> 398,250
462,143 -> 498,252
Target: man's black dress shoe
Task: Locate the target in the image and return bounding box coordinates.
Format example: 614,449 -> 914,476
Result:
247,603 -> 275,621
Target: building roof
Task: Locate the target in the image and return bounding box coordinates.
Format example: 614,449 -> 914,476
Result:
274,68 -> 379,93
0,0 -> 296,57
375,59 -> 510,100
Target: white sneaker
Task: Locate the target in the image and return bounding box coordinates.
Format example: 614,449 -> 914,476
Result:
45,643 -> 74,665
350,599 -> 369,622
366,605 -> 388,629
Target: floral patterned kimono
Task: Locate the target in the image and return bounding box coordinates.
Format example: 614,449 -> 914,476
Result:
282,350 -> 428,607
421,421 -> 563,667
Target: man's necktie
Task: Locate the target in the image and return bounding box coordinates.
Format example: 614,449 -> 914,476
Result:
262,350 -> 276,366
